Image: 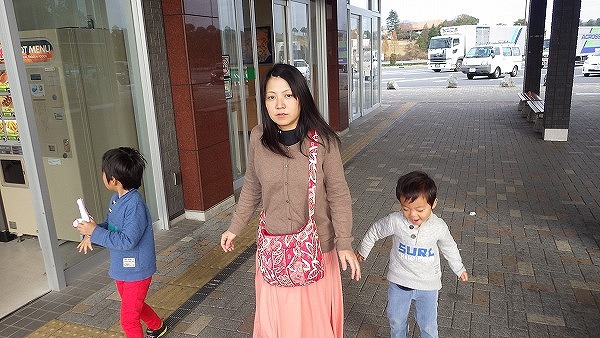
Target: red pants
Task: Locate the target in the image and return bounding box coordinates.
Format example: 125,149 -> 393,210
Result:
115,277 -> 162,338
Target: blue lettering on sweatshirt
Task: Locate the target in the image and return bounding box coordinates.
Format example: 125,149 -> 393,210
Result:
398,243 -> 435,257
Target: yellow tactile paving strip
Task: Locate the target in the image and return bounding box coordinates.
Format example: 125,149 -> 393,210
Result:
27,319 -> 125,337
341,103 -> 414,163
28,104 -> 413,337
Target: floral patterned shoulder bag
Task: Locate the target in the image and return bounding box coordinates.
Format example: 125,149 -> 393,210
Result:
256,130 -> 324,287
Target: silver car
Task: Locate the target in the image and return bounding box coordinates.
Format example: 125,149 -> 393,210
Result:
582,50 -> 600,77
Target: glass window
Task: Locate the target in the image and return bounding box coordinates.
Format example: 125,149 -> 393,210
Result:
290,1 -> 311,84
371,17 -> 380,105
218,0 -> 253,180
350,14 -> 361,121
502,47 -> 511,56
11,0 -> 158,269
362,17 -> 372,110
350,0 -> 369,10
273,4 -> 287,63
512,47 -> 520,56
372,0 -> 379,12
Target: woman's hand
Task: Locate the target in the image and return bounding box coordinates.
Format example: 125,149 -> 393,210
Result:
459,271 -> 469,282
221,230 -> 237,252
338,249 -> 361,281
77,236 -> 93,254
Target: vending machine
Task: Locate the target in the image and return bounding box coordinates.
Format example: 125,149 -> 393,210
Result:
0,67 -> 37,237
0,28 -> 138,241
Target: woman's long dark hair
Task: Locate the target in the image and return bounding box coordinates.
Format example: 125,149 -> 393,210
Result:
260,63 -> 340,157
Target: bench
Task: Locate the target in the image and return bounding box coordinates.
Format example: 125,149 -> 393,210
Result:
527,99 -> 544,117
517,91 -> 545,132
526,95 -> 545,133
518,91 -> 542,112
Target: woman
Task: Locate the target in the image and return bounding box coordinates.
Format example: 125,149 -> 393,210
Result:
220,63 -> 360,337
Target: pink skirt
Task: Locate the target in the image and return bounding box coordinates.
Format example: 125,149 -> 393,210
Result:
253,250 -> 344,338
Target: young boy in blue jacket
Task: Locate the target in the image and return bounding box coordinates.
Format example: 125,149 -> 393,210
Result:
76,147 -> 167,338
357,171 -> 468,338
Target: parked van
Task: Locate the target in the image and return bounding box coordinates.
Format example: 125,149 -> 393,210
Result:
461,43 -> 523,79
293,59 -> 310,80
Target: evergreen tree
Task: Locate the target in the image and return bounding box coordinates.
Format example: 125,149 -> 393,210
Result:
428,25 -> 441,40
580,18 -> 600,26
448,14 -> 479,26
386,10 -> 400,37
416,24 -> 430,50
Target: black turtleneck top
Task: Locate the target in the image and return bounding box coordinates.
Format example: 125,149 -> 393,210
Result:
278,128 -> 301,146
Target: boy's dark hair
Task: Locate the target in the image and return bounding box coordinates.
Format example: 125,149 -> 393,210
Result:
102,147 -> 146,190
396,171 -> 437,206
259,63 -> 340,158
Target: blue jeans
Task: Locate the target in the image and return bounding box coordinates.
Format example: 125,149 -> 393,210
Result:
387,283 -> 439,338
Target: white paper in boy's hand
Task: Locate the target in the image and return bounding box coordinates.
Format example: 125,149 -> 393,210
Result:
72,218 -> 83,228
76,198 -> 90,222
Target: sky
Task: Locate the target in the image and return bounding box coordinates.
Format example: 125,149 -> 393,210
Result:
381,0 -> 600,28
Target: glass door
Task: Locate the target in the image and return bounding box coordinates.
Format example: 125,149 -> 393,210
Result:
273,1 -> 287,63
218,0 -> 247,183
362,16 -> 372,111
289,0 -> 311,86
273,0 -> 311,86
218,0 -> 260,187
350,14 -> 361,121
372,16 -> 380,106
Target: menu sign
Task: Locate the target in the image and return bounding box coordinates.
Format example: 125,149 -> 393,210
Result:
0,40 -> 54,64
21,40 -> 54,63
0,120 -> 6,143
3,120 -> 18,141
1,95 -> 13,116
0,52 -> 20,153
0,70 -> 8,93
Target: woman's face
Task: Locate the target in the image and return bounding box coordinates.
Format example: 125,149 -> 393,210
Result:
265,76 -> 301,131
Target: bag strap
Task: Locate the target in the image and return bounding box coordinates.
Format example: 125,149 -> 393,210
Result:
259,130 -> 318,229
307,130 -> 318,225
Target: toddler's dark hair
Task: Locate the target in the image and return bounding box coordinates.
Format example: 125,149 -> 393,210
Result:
396,171 -> 437,206
102,147 -> 146,190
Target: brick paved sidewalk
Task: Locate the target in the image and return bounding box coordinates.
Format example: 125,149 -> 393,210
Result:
341,97 -> 600,337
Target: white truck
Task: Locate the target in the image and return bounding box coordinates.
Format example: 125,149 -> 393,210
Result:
428,25 -> 526,72
542,26 -> 600,67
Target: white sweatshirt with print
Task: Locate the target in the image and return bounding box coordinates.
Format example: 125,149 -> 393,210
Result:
358,212 -> 466,290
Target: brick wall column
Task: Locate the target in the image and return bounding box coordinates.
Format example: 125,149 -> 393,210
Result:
523,0 -> 547,95
142,0 -> 184,219
325,0 -> 349,132
161,0 -> 234,214
543,0 -> 581,141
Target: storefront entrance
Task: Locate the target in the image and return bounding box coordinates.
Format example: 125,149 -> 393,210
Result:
0,0 -> 167,316
220,0 -> 325,186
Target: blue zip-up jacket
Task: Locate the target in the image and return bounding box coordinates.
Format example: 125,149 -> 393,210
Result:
90,189 -> 157,282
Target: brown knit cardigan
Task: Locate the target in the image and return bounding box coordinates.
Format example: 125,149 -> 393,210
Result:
228,125 -> 354,253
